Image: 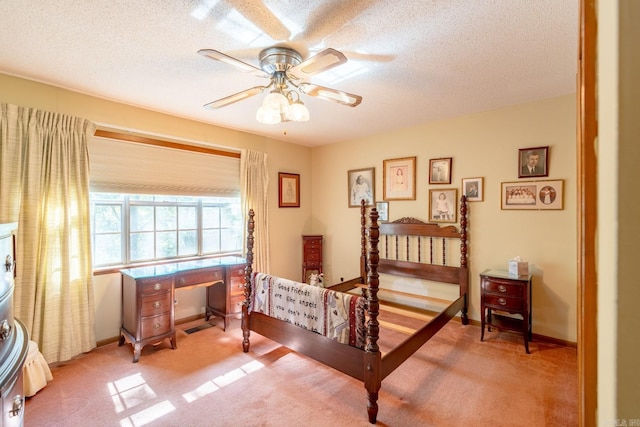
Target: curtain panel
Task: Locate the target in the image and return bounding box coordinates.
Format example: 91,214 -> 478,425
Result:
240,149 -> 270,273
0,103 -> 96,363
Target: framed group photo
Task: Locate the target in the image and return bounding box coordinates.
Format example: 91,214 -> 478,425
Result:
278,172 -> 300,207
501,179 -> 563,210
462,177 -> 484,202
348,167 -> 375,208
382,156 -> 416,201
429,188 -> 457,223
429,157 -> 452,184
518,146 -> 549,178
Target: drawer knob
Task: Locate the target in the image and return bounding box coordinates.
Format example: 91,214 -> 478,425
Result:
153,301 -> 161,308
154,283 -> 162,290
498,285 -> 507,292
178,278 -> 185,286
498,298 -> 507,306
0,319 -> 11,341
10,394 -> 23,418
153,323 -> 161,329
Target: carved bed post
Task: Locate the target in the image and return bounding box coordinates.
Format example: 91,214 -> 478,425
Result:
360,199 -> 368,297
242,209 -> 255,352
459,196 -> 469,324
364,208 -> 381,424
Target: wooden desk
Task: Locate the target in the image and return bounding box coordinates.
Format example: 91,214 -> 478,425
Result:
480,269 -> 533,353
119,256 -> 245,362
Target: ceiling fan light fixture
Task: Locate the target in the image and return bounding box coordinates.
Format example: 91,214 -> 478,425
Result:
262,90 -> 289,113
256,106 -> 281,124
286,101 -> 310,122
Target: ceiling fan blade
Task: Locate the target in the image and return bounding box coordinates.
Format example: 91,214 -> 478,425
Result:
289,48 -> 347,79
225,0 -> 291,41
298,83 -> 362,107
198,49 -> 269,78
204,86 -> 266,109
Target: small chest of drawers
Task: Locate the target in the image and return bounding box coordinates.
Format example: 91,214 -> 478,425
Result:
302,235 -> 323,283
480,270 -> 533,353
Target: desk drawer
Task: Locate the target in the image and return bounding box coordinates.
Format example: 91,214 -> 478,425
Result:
141,292 -> 172,317
140,313 -> 172,339
483,294 -> 523,312
482,279 -> 524,298
176,268 -> 223,288
140,277 -> 172,295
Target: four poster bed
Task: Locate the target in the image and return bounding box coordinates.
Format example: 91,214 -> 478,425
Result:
241,198 -> 469,424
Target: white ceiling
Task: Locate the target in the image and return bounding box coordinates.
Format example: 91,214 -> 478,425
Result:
0,1 -> 578,147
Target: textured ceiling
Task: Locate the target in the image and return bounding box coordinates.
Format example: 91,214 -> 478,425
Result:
0,1 -> 578,147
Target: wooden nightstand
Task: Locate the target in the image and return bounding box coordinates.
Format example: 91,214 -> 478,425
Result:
480,269 -> 533,353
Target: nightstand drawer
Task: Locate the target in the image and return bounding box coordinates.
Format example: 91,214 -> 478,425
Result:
483,294 -> 523,311
482,279 -> 524,298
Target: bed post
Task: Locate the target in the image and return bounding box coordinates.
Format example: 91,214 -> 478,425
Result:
359,199 -> 368,294
364,207 -> 381,424
459,196 -> 469,325
242,209 -> 255,352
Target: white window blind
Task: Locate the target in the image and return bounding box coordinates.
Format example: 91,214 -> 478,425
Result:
89,132 -> 240,196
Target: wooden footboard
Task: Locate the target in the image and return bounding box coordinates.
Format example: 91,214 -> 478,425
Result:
242,196 -> 469,424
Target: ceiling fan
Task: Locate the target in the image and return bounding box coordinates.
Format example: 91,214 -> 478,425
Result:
198,46 -> 363,124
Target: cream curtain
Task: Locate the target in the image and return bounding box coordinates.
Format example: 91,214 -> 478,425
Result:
0,103 -> 96,363
240,149 -> 270,273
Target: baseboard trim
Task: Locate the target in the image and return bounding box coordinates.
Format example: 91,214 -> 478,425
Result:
96,314 -> 207,347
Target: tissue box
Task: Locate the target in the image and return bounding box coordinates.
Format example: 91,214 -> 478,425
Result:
509,261 -> 528,277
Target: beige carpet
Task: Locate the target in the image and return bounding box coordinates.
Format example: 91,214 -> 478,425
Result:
25,318 -> 577,426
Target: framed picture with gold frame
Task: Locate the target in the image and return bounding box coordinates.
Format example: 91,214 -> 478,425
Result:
383,156 -> 416,200
278,172 -> 300,208
429,188 -> 457,223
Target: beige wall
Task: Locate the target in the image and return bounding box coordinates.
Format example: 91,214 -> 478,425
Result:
312,94 -> 577,343
0,73 -> 313,341
1,74 -> 578,345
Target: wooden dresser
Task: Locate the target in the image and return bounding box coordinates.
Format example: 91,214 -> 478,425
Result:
301,235 -> 322,283
120,256 -> 245,362
1,223 -> 28,426
480,269 -> 533,353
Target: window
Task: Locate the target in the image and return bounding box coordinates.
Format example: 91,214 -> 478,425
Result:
90,193 -> 242,268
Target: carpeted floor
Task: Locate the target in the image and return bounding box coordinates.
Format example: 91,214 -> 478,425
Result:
25,318 -> 577,426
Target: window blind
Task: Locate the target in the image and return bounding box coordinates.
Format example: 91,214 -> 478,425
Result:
89,132 -> 240,196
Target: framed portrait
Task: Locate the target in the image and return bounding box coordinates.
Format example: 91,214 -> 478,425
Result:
518,146 -> 549,178
501,179 -> 564,210
461,177 -> 484,202
429,157 -> 452,184
383,156 -> 416,200
278,172 -> 300,208
376,201 -> 389,222
348,167 -> 375,208
429,188 -> 458,223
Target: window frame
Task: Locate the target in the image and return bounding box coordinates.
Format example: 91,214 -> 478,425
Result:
90,193 -> 242,273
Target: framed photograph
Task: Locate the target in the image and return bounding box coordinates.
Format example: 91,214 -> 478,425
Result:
383,156 -> 416,200
429,188 -> 458,223
501,179 -> 564,210
376,201 -> 389,222
518,146 -> 549,178
462,177 -> 484,202
429,157 -> 452,184
278,172 -> 300,208
348,167 -> 375,208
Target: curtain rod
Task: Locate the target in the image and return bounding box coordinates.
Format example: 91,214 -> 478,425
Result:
94,129 -> 241,159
